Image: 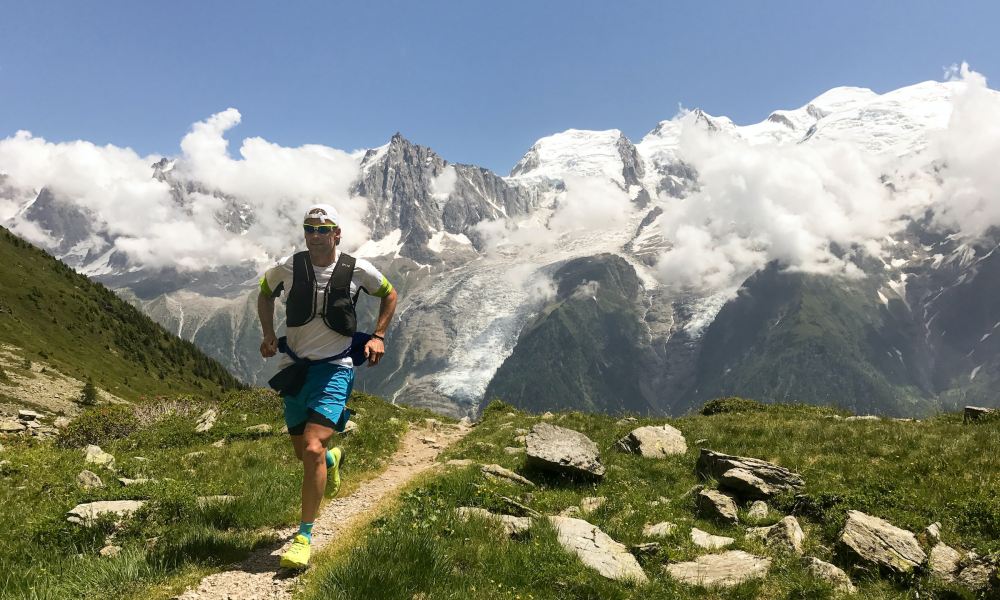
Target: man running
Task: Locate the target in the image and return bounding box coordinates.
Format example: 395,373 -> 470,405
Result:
257,203 -> 397,569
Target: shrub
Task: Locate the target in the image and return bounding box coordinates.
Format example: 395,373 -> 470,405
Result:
79,378 -> 98,406
700,396 -> 766,416
481,398 -> 517,418
220,388 -> 281,415
57,404 -> 138,448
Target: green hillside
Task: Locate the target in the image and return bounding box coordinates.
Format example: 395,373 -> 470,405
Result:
0,226 -> 241,399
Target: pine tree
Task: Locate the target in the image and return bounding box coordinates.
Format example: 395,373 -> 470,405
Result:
80,378 -> 98,406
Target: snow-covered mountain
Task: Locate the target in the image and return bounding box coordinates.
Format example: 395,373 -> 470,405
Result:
3,74 -> 999,418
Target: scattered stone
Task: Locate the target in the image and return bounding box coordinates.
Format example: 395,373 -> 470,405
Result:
514,435 -> 527,444
747,500 -> 769,522
665,550 -> 771,588
342,420 -> 358,434
845,415 -> 880,421
964,405 -> 997,423
580,496 -> 607,515
505,412 -> 516,417
77,470 -> 104,489
25,420 -> 41,429
0,420 -> 26,433
691,527 -> 735,549
445,459 -> 475,467
525,422 -> 605,479
630,542 -> 660,555
696,449 -> 804,499
541,412 -> 555,420
211,439 -> 226,448
926,521 -> 942,544
929,543 -> 962,582
196,495 -> 237,507
617,424 -> 687,458
17,409 -> 40,421
195,409 -> 217,432
118,477 -> 154,487
499,495 -> 541,518
616,416 -> 638,426
54,416 -> 71,429
424,418 -> 442,431
83,445 -> 116,470
559,506 -> 582,518
182,451 -> 206,463
98,545 -> 122,558
514,428 -> 528,435
503,446 -> 523,455
66,500 -> 145,526
956,554 -> 998,593
766,516 -> 804,554
548,516 -> 648,583
498,422 -> 513,429
455,507 -> 533,536
838,510 -> 926,574
746,525 -> 774,541
802,557 -> 856,594
419,436 -> 438,445
280,424 -> 289,434
481,463 -> 536,487
643,522 -> 677,538
694,438 -> 708,446
245,424 -> 272,434
697,489 -> 739,524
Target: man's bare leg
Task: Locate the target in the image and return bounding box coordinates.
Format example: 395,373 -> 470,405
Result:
300,422 -> 334,524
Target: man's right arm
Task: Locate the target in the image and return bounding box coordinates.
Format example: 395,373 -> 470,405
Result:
258,290 -> 278,358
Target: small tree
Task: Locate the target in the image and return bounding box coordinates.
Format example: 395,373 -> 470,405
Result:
80,378 -> 98,406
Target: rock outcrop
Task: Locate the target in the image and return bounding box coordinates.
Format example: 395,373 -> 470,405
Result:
665,551 -> 771,588
617,424 -> 687,458
697,449 -> 804,499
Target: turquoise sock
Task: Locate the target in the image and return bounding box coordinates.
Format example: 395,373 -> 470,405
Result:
325,449 -> 334,468
298,522 -> 314,542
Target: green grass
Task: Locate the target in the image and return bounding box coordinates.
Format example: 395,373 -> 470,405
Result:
301,400 -> 998,599
0,389 -> 433,600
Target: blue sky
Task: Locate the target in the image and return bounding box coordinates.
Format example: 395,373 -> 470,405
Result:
1,0 -> 998,174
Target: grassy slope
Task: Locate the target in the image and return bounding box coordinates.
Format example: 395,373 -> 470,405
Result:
302,401 -> 999,600
0,390 -> 441,600
0,226 -> 241,399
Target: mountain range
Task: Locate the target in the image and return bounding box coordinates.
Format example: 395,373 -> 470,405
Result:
2,76 -> 999,418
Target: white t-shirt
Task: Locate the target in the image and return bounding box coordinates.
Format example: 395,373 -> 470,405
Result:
261,253 -> 392,368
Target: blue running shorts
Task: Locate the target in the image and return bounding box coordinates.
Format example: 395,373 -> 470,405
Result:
283,363 -> 354,434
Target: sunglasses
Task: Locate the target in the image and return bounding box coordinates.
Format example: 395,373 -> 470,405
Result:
303,223 -> 337,234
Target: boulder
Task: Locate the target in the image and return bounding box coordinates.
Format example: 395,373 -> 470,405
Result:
696,449 -> 803,499
77,470 -> 104,489
83,445 -> 115,470
926,521 -> 942,544
0,420 -> 26,433
665,551 -> 771,588
66,500 -> 145,526
845,415 -> 879,421
342,420 -> 358,434
118,477 -> 154,487
245,424 -> 272,434
964,405 -> 997,423
690,527 -> 734,549
481,464 -> 536,487
697,489 -> 739,524
957,554 -> 999,593
802,557 -> 856,594
99,545 -> 122,558
559,506 -> 582,518
766,516 -> 804,555
747,500 -> 769,522
838,510 -> 926,574
455,507 -> 533,536
548,516 -> 648,583
17,410 -> 41,421
580,496 -> 607,515
617,424 -> 687,458
642,522 -> 677,538
525,423 -> 604,479
929,543 -> 962,583
54,416 -> 71,429
194,409 -> 217,433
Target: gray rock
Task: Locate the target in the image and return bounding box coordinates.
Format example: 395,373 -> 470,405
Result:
525,423 -> 605,478
926,521 -> 942,544
964,405 -> 997,423
616,416 -> 639,426
514,435 -> 527,444
455,507 -> 533,536
580,496 -> 607,515
617,424 -> 687,458
0,420 -> 26,433
697,489 -> 739,524
118,477 -> 154,487
696,449 -> 804,499
747,500 -> 769,522
83,445 -> 115,470
558,506 -> 582,518
845,415 -> 880,421
245,424 -> 272,434
957,554 -> 998,592
838,510 -> 926,574
54,416 -> 71,429
481,463 -> 536,487
98,545 -> 122,558
802,557 -> 856,594
718,468 -> 782,500
17,410 -> 41,421
194,409 -> 217,433
665,550 -> 771,588
77,470 -> 104,489
548,516 -> 648,583
630,542 -> 660,555
211,439 -> 226,448
691,527 -> 735,549
424,418 -> 442,431
66,500 -> 145,526
514,428 -> 528,435
342,420 -> 358,434
445,459 -> 475,467
541,412 -> 555,420
503,446 -> 524,455
929,543 -> 962,582
767,516 -> 804,555
643,522 -> 677,538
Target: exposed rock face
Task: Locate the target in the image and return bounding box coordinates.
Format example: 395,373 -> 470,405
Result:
66,500 -> 145,526
929,543 -> 962,582
548,516 -> 648,583
643,522 -> 677,538
767,516 -> 805,555
690,527 -> 734,549
455,507 -> 533,537
525,423 -> 605,478
665,551 -> 771,588
481,463 -> 536,487
802,557 -> 856,594
697,489 -> 739,524
195,409 -> 217,432
617,424 -> 687,458
838,510 -> 927,574
76,470 -> 104,489
696,450 -> 804,499
83,445 -> 116,470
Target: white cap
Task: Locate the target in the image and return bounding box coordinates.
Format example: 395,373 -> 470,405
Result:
303,203 -> 340,225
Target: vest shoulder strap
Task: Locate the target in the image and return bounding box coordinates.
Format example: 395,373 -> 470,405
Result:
292,251 -> 314,284
331,253 -> 355,291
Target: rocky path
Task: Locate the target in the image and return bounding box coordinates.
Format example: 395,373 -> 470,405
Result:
175,421 -> 471,600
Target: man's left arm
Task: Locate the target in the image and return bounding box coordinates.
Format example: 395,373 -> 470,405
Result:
364,287 -> 397,366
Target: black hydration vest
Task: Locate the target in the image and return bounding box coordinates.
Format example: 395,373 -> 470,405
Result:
285,251 -> 357,336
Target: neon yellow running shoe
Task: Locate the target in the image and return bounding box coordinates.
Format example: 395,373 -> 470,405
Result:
280,534 -> 311,570
329,447 -> 344,496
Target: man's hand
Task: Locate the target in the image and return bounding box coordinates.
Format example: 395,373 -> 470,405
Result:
260,333 -> 278,358
364,337 -> 385,366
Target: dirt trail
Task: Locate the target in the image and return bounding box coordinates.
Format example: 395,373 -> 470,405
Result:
175,421 -> 471,600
